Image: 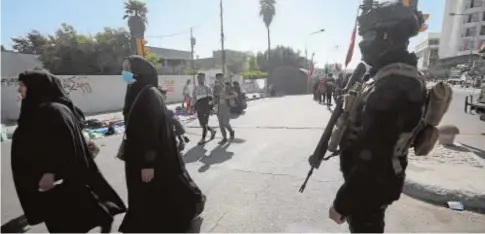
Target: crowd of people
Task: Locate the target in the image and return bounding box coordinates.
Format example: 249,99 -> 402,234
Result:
10,54 -> 250,233
312,73 -> 351,107
10,56 -> 212,233
9,1 -> 433,233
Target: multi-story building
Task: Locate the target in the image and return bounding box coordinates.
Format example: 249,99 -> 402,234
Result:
195,49 -> 250,74
415,33 -> 440,71
147,46 -> 192,75
440,0 -> 485,59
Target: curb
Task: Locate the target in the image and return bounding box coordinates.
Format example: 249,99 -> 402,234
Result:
403,178 -> 485,213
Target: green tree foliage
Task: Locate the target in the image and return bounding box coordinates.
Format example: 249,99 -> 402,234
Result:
12,24 -> 132,75
253,46 -> 308,72
11,30 -> 48,54
241,71 -> 268,80
226,57 -> 247,75
123,0 -> 148,24
248,56 -> 259,71
144,50 -> 160,66
259,0 -> 276,60
124,0 -> 148,54
1,45 -> 6,51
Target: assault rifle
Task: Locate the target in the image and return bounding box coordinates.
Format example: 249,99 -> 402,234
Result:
299,62 -> 368,193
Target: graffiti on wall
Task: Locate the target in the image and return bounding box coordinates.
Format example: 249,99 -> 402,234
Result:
1,75 -> 92,95
61,76 -> 92,94
164,79 -> 175,94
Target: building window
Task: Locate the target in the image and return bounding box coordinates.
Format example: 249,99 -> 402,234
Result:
465,26 -> 477,37
464,12 -> 480,23
481,26 -> 485,35
467,0 -> 483,9
462,39 -> 474,50
482,11 -> 485,21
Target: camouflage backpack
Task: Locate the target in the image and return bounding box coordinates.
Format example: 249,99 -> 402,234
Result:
372,63 -> 453,156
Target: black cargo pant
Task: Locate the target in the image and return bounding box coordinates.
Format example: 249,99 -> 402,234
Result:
346,204 -> 387,233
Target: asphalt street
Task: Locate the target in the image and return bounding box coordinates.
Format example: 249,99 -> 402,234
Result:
441,87 -> 485,152
2,94 -> 485,232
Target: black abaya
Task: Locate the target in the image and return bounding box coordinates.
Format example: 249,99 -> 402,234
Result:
11,71 -> 126,233
119,56 -> 206,233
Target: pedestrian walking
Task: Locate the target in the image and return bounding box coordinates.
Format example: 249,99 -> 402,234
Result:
193,72 -> 217,145
11,70 -> 126,233
158,86 -> 190,152
118,55 -> 206,233
318,76 -> 327,104
325,73 -> 336,106
182,79 -> 191,109
215,74 -> 236,144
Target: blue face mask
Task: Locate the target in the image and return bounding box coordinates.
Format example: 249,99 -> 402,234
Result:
122,70 -> 136,84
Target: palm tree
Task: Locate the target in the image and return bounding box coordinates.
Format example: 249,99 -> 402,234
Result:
259,0 -> 276,61
123,0 -> 148,54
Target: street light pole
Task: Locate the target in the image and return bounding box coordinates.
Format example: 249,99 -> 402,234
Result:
190,27 -> 196,85
220,0 -> 226,77
305,29 -> 325,70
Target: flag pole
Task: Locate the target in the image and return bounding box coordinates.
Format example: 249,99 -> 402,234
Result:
344,4 -> 361,74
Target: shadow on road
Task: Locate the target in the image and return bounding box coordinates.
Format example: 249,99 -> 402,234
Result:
183,146 -> 207,164
461,143 -> 485,160
198,144 -> 235,173
1,215 -> 30,233
443,144 -> 471,153
230,112 -> 245,119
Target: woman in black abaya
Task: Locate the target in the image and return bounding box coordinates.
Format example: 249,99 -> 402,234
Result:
11,70 -> 126,233
119,55 -> 206,233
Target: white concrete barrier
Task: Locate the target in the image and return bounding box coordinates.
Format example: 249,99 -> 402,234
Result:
1,75 -> 194,123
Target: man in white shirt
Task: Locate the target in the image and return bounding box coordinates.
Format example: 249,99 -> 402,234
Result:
192,73 -> 217,145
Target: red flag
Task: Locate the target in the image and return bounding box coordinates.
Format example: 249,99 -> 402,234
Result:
345,20 -> 357,68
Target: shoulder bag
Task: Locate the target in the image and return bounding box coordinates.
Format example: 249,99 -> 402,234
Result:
116,86 -> 152,161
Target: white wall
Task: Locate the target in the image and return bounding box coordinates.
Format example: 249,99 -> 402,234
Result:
1,75 -> 194,123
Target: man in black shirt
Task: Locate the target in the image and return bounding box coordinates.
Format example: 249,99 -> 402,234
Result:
192,73 -> 216,145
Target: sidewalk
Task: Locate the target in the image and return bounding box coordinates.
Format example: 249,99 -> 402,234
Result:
3,93 -> 265,139
403,143 -> 485,213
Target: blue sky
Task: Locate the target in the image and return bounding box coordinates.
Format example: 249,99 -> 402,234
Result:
1,0 -> 445,69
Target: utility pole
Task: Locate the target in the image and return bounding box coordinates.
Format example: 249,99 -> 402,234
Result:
190,27 -> 196,84
220,0 -> 226,76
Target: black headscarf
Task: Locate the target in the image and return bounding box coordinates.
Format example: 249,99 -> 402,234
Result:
123,55 -> 159,117
17,70 -> 85,128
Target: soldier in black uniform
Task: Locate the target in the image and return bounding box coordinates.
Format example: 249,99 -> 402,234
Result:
328,1 -> 427,233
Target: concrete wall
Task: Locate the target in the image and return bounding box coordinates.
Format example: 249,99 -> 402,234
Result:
1,75 -> 195,123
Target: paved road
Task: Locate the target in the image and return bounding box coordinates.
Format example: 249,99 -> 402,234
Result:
2,95 -> 485,232
441,87 -> 485,152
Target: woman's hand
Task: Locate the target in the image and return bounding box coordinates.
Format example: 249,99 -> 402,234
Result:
141,168 -> 154,183
38,173 -> 55,192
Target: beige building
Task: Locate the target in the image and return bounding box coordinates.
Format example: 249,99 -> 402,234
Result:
440,0 -> 485,59
415,32 -> 440,71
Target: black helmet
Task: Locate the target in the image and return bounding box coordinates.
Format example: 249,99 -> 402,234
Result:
358,1 -> 424,40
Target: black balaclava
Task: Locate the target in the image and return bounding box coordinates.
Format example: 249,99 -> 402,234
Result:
123,55 -> 159,117
17,70 -> 85,128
